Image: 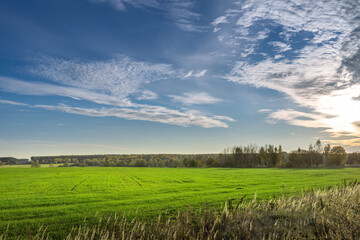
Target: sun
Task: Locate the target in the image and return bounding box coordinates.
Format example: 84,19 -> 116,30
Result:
317,84 -> 360,138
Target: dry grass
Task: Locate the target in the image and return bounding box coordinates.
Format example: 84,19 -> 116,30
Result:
1,180 -> 360,240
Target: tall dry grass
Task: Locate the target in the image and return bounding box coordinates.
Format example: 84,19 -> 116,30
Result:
1,180 -> 359,240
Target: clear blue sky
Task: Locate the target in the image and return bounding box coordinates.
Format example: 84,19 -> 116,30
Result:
1,0 -> 360,158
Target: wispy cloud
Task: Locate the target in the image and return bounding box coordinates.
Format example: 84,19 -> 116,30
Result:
136,90 -> 158,100
257,109 -> 272,113
0,99 -> 28,106
0,77 -> 233,128
169,92 -> 222,105
27,56 -> 174,99
0,49 -> 234,129
211,16 -> 228,27
268,41 -> 291,52
212,0 -> 360,145
88,0 -> 159,11
267,109 -> 332,129
184,69 -> 207,78
34,103 -> 233,128
88,0 -> 205,32
0,76 -> 134,107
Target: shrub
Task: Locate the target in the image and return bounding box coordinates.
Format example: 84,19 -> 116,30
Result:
30,161 -> 41,168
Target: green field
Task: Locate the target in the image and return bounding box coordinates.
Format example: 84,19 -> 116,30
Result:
1,167 -> 360,238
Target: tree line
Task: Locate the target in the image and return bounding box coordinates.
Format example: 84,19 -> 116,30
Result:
220,140 -> 349,168
29,154 -> 220,168
0,157 -> 29,166
2,140 -> 360,168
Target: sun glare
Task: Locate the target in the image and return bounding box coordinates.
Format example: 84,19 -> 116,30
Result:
317,84 -> 360,139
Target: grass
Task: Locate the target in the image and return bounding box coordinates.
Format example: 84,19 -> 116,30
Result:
0,167 -> 360,238
14,179 -> 359,240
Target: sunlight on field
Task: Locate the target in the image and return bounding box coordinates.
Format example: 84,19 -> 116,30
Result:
0,167 -> 359,238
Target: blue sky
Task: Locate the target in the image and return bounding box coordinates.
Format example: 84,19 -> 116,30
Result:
1,0 -> 360,158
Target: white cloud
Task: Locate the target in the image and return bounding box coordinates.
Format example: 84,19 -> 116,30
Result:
0,99 -> 28,106
169,92 -> 222,105
212,0 -> 358,55
213,0 -> 360,145
184,69 -> 207,78
137,90 -> 158,100
267,109 -> 331,129
88,0 -> 159,11
211,16 -> 228,27
27,56 -> 174,99
34,103 -> 232,128
194,70 -> 207,77
184,71 -> 193,78
88,0 -> 158,11
88,0 -> 205,32
257,109 -> 272,113
0,76 -> 134,107
268,41 -> 291,52
0,77 -> 233,128
213,27 -> 221,33
265,85 -> 360,146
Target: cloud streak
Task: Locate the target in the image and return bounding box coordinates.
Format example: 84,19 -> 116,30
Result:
0,99 -> 28,106
184,69 -> 207,78
35,103 -> 233,128
88,0 -> 205,32
169,92 -> 222,105
0,76 -> 233,128
0,76 -> 134,107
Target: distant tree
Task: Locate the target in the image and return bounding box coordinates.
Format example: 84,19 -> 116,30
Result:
183,158 -> 190,167
288,148 -> 309,167
314,139 -> 323,153
276,145 -> 283,167
116,161 -> 126,167
186,159 -> 201,167
31,160 -> 41,168
0,157 -> 18,165
61,162 -> 70,167
313,139 -> 324,166
206,158 -> 219,167
347,152 -> 360,165
268,145 -> 278,167
103,160 -> 112,167
259,147 -> 266,167
328,146 -> 347,166
134,159 -> 146,167
164,157 -> 181,168
308,144 -> 315,166
221,147 -> 235,167
246,143 -> 258,166
233,146 -> 243,166
323,144 -> 331,166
